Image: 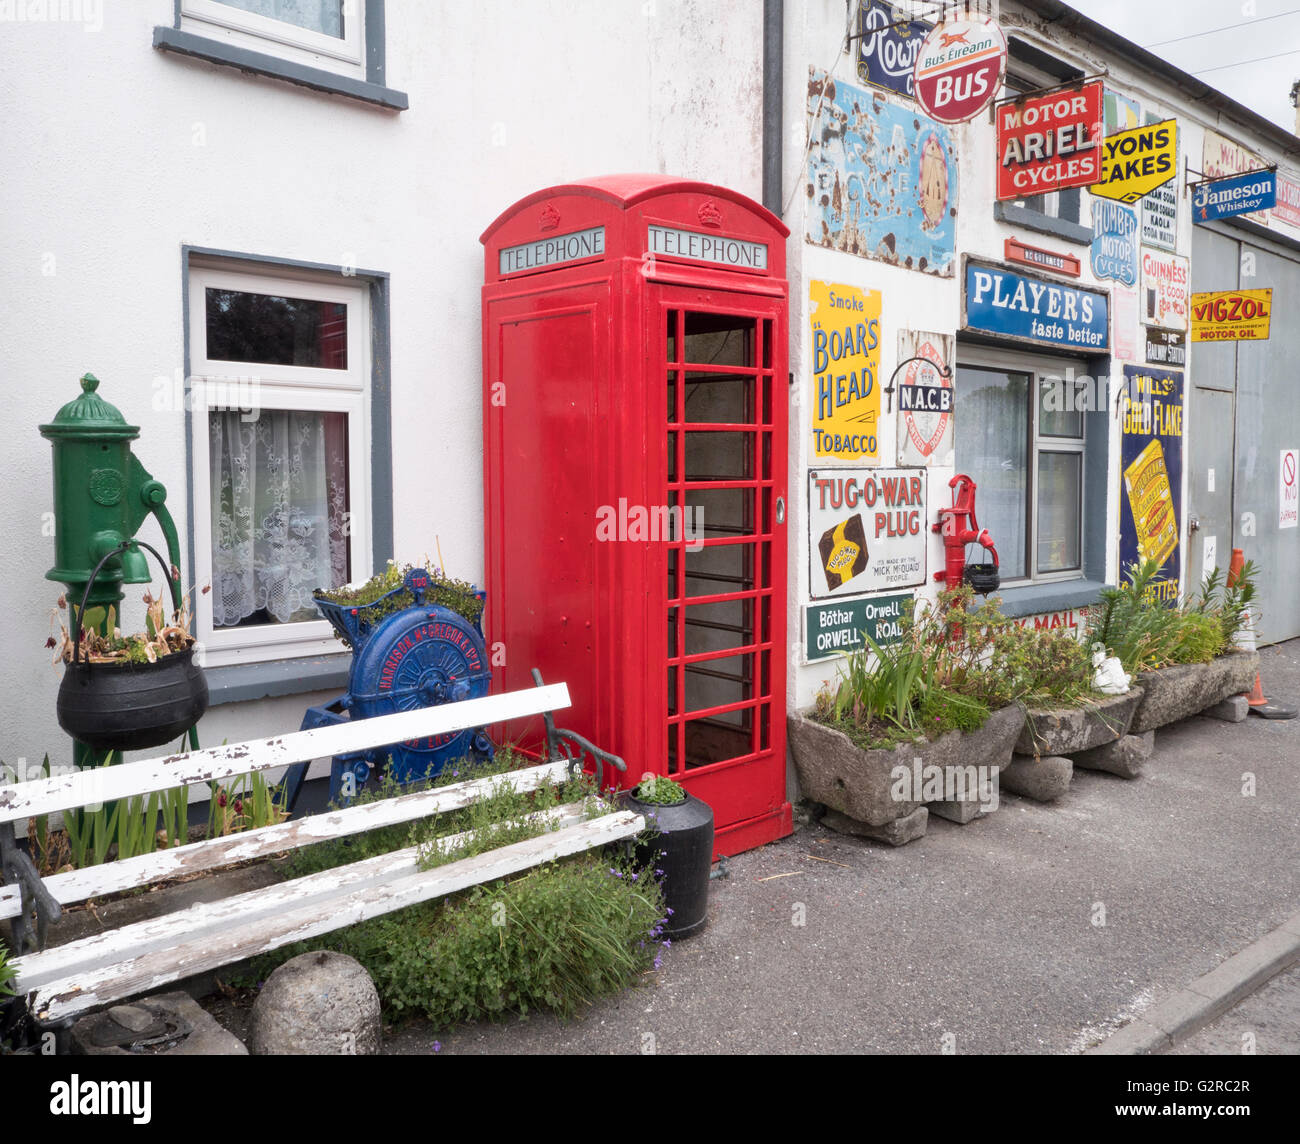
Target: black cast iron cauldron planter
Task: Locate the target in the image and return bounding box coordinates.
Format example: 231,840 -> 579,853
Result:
56,541 -> 208,754
621,789 -> 714,940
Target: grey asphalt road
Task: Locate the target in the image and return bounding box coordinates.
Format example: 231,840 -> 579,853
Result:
381,640 -> 1300,1056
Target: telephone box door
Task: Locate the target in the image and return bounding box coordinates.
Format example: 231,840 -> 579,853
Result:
654,284 -> 789,846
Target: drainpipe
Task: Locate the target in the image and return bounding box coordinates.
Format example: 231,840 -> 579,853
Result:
762,0 -> 784,216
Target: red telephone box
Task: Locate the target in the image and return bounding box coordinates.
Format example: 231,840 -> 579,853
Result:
480,175 -> 792,856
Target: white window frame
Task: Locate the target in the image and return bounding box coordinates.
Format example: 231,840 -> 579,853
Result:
957,345 -> 1086,587
188,262 -> 372,667
181,0 -> 365,79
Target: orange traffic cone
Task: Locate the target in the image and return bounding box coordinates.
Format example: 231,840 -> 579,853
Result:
1246,669 -> 1298,720
1226,547 -> 1245,587
1247,672 -> 1268,707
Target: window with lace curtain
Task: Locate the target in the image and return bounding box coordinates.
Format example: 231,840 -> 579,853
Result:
180,0 -> 365,80
189,263 -> 371,666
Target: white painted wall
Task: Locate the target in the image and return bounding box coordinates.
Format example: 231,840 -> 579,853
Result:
0,0 -> 764,775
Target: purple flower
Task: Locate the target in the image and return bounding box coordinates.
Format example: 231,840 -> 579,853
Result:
432,1041 -> 442,1053
666,907 -> 674,916
653,955 -> 663,969
662,939 -> 672,948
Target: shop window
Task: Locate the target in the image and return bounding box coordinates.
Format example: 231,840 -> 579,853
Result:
954,348 -> 1084,584
188,262 -> 372,667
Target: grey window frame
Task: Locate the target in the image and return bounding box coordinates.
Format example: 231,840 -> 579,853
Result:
154,0 -> 407,111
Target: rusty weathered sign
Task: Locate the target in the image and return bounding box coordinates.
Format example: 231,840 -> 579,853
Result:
996,81 -> 1103,201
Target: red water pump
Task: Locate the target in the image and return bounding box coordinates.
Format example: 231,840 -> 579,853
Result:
932,474 -> 1000,594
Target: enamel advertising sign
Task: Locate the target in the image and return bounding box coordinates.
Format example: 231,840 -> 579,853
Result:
912,16 -> 1006,125
1192,169 -> 1277,225
1141,249 -> 1189,331
996,81 -> 1103,201
1090,200 -> 1139,285
1190,290 -> 1273,342
964,263 -> 1109,351
805,593 -> 910,661
1119,366 -> 1184,600
809,470 -> 927,598
1203,129 -> 1270,226
806,70 -> 958,276
856,0 -> 931,99
1091,119 -> 1178,204
896,329 -> 954,468
809,279 -> 882,463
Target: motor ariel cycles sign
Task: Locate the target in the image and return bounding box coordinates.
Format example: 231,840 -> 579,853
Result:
912,15 -> 1006,125
996,81 -> 1103,201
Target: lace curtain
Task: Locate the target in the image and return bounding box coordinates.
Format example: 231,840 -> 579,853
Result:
210,410 -> 350,628
216,0 -> 344,37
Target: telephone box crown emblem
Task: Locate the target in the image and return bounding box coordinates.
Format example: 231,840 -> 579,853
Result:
539,203 -> 561,231
698,200 -> 724,228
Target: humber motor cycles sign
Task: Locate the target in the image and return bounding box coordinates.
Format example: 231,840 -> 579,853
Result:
964,262 -> 1109,351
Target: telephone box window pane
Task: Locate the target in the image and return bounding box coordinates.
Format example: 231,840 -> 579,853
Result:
1037,452 -> 1082,572
685,714 -> 752,768
213,0 -> 344,37
209,409 -> 350,628
684,431 -> 753,481
667,666 -> 678,715
684,652 -> 753,714
667,371 -> 678,422
684,598 -> 754,655
684,313 -> 755,366
683,371 -> 754,424
684,542 -> 754,598
954,366 -> 1029,581
206,288 -> 348,369
683,487 -> 753,538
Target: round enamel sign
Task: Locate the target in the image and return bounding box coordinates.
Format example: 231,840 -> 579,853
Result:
913,16 -> 1006,125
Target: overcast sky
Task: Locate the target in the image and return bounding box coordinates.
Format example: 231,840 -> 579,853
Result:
1063,0 -> 1300,132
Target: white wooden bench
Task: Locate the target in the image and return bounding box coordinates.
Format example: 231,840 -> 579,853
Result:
0,676 -> 642,1033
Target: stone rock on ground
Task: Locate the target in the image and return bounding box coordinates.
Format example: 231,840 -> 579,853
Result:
929,797 -> 988,824
789,705 -> 1022,828
1015,689 -> 1143,756
248,951 -> 381,1055
1073,731 -> 1155,778
822,806 -> 928,846
1000,754 -> 1072,802
1203,694 -> 1249,723
72,992 -> 246,1055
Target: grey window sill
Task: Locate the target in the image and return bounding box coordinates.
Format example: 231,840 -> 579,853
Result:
993,578 -> 1110,619
204,653 -> 350,706
153,27 -> 408,110
994,201 -> 1092,246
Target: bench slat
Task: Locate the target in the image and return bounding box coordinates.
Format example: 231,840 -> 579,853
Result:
0,683 -> 570,825
12,799 -> 594,993
5,760 -> 573,913
24,810 -> 644,1023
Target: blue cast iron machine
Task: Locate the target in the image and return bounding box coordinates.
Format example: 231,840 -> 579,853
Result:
280,567 -> 626,811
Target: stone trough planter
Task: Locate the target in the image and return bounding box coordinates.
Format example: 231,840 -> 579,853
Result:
788,705 -> 1024,846
1014,688 -> 1144,757
1129,650 -> 1259,734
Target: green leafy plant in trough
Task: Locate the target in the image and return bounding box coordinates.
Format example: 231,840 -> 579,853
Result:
0,940 -> 16,998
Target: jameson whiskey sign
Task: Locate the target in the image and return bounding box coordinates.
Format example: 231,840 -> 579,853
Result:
1119,365 -> 1184,601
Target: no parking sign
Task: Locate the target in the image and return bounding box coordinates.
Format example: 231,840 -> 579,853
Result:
1281,449 -> 1298,530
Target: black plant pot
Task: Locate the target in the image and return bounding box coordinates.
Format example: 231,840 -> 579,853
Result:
57,647 -> 209,754
964,562 -> 1000,594
623,791 -> 714,940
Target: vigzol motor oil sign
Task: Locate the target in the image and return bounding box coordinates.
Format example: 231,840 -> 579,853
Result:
1190,290 -> 1272,342
809,470 -> 928,599
1091,119 -> 1178,204
996,81 -> 1103,201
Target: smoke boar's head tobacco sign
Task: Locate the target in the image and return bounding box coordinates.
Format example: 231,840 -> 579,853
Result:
996,81 -> 1103,201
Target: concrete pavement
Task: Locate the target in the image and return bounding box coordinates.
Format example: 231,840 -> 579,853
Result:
393,639 -> 1300,1055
